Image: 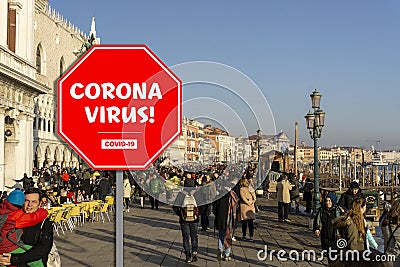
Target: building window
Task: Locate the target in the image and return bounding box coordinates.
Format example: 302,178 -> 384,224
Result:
36,46 -> 42,73
5,116 -> 14,125
38,118 -> 42,130
7,5 -> 16,52
48,120 -> 51,132
59,57 -> 65,77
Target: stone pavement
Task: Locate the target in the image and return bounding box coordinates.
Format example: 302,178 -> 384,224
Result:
123,197 -> 328,267
51,197 -> 387,266
56,214 -> 116,267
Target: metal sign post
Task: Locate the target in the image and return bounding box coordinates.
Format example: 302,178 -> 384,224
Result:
116,170 -> 123,266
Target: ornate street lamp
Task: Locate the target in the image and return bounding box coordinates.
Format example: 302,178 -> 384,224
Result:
305,89 -> 326,216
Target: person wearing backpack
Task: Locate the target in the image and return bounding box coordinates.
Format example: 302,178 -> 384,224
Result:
172,179 -> 203,263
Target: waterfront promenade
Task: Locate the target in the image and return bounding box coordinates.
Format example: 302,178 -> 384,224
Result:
56,197 -> 329,266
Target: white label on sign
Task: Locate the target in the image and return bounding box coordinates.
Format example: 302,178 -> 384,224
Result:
101,139 -> 138,150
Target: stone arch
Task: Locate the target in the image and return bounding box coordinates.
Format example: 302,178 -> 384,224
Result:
62,148 -> 71,168
35,43 -> 47,75
34,144 -> 44,168
70,150 -> 80,169
44,145 -> 52,167
54,146 -> 62,166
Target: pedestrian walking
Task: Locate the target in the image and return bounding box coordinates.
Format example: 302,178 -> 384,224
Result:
331,198 -> 383,267
302,178 -> 313,213
337,181 -> 365,214
313,193 -> 340,262
123,176 -> 132,212
200,175 -> 213,231
213,186 -> 240,261
334,198 -> 367,250
138,178 -> 147,209
149,173 -> 163,209
380,198 -> 400,266
239,178 -> 256,240
276,175 -> 292,222
172,180 -> 203,263
289,175 -> 300,213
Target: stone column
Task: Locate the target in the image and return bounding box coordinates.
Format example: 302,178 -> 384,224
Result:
21,112 -> 35,176
0,107 -> 5,191
37,159 -> 44,169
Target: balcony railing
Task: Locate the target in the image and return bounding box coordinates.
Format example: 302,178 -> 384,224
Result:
0,46 -> 36,80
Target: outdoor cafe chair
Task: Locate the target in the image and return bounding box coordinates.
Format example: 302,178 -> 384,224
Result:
60,206 -> 75,232
51,208 -> 66,236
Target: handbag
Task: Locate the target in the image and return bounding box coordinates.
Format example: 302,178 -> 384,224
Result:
47,242 -> 61,267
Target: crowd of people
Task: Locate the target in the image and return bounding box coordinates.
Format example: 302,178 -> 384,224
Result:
309,180 -> 400,266
124,163 -> 400,265
121,163 -> 258,263
5,163 -> 400,265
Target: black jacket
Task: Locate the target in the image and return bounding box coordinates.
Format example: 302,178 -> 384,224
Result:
213,193 -> 230,231
313,205 -> 340,249
338,189 -> 365,213
11,218 -> 53,266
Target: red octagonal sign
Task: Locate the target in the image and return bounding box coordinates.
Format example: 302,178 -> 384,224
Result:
58,45 -> 182,170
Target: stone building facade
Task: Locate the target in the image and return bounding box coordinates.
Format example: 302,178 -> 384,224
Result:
0,0 -> 95,189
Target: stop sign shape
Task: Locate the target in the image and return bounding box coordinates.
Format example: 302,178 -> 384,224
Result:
58,45 -> 182,170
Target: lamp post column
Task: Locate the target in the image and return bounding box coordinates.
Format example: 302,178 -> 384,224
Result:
313,132 -> 320,216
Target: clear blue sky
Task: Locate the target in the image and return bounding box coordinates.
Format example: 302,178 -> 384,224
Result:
49,1 -> 400,150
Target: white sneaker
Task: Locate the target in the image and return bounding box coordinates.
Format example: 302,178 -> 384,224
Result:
232,236 -> 236,241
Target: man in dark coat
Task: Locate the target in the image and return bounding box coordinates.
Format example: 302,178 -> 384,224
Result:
98,176 -> 111,201
0,188 -> 53,266
14,173 -> 34,190
337,181 -> 365,214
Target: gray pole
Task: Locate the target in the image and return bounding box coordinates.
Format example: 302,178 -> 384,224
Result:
312,133 -> 320,216
116,170 -> 123,266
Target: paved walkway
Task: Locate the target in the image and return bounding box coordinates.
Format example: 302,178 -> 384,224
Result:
56,214 -> 115,267
123,197 -> 328,267
54,196 -> 387,266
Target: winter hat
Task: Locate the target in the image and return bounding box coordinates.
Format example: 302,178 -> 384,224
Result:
326,193 -> 337,205
7,189 -> 25,207
350,181 -> 359,189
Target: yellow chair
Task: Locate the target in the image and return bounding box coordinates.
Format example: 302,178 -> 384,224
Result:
90,202 -> 102,223
59,206 -> 74,232
69,205 -> 83,227
51,209 -> 66,236
91,202 -> 111,223
105,196 -> 115,213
